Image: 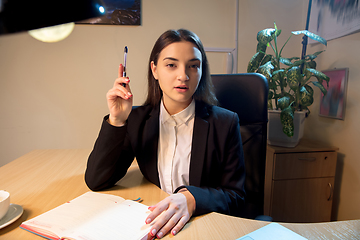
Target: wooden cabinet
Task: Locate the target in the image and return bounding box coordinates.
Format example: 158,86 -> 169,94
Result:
265,140 -> 338,223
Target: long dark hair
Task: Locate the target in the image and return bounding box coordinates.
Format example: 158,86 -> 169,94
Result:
143,29 -> 218,107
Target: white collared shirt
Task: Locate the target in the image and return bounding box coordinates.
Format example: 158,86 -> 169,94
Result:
157,99 -> 195,194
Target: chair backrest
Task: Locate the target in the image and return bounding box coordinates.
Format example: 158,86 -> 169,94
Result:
211,73 -> 269,219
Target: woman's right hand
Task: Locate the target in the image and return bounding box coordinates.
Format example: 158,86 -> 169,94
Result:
106,64 -> 133,126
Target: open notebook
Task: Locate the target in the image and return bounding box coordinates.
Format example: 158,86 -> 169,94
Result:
20,192 -> 151,240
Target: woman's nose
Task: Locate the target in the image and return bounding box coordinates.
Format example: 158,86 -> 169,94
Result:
177,66 -> 189,81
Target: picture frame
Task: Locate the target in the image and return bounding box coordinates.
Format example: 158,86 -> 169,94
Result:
319,68 -> 349,120
308,0 -> 360,42
77,0 -> 141,25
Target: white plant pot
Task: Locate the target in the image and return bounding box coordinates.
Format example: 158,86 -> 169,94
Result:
267,110 -> 307,148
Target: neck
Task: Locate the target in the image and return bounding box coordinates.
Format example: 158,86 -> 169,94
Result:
163,98 -> 192,115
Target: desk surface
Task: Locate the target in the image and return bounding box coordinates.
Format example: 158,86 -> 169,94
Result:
0,149 -> 359,240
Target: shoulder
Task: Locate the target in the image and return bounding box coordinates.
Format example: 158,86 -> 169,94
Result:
128,104 -> 157,120
197,101 -> 238,123
211,105 -> 237,118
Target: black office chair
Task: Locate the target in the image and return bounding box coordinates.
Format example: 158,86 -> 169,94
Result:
211,73 -> 270,220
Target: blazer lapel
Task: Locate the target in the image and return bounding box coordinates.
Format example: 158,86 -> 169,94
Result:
189,102 -> 210,187
141,105 -> 161,187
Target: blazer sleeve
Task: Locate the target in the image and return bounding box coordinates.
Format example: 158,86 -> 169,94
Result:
176,112 -> 246,217
85,115 -> 135,191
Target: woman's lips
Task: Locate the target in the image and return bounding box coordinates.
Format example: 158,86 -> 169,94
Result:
175,85 -> 189,92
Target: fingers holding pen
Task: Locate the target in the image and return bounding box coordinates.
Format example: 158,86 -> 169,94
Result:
118,63 -> 130,87
106,63 -> 132,126
114,78 -> 132,98
111,69 -> 132,98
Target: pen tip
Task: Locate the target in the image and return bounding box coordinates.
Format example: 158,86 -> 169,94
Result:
124,46 -> 128,53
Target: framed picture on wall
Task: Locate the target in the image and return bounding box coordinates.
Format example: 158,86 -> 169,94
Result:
319,68 -> 349,120
78,0 -> 141,25
308,0 -> 360,42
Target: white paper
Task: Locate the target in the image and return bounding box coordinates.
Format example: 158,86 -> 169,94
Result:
237,222 -> 307,240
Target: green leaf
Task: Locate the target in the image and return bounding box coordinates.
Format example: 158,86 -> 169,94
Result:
304,68 -> 312,81
278,96 -> 290,110
312,50 -> 325,57
312,81 -> 327,96
304,84 -> 314,95
287,66 -> 302,91
288,57 -> 300,61
247,52 -> 265,73
268,90 -> 274,99
272,69 -> 287,89
272,69 -> 285,75
291,30 -> 327,46
256,42 -> 267,53
279,57 -> 293,66
306,60 -> 316,69
260,54 -> 272,66
306,68 -> 330,86
299,86 -> 314,107
257,61 -> 274,80
257,28 -> 281,45
257,28 -> 276,44
280,106 -> 295,137
272,69 -> 285,81
305,51 -> 324,60
268,79 -> 277,90
292,59 -> 305,67
274,93 -> 284,99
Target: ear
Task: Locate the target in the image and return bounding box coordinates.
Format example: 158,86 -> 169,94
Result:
151,61 -> 158,80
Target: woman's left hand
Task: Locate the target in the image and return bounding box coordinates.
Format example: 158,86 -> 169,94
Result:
145,189 -> 195,239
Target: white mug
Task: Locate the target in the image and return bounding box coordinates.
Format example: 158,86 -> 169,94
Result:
0,190 -> 10,220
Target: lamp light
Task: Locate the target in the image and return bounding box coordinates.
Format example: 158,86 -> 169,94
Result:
28,22 -> 75,42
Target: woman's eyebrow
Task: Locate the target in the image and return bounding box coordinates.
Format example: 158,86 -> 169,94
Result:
162,57 -> 201,62
163,57 -> 178,61
189,58 -> 201,62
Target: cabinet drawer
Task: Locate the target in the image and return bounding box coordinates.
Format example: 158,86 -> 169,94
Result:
270,177 -> 335,222
273,151 -> 337,180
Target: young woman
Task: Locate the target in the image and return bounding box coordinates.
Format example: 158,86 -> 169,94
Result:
85,29 -> 245,239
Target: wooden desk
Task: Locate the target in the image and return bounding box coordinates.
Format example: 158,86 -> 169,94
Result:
0,150 -> 359,239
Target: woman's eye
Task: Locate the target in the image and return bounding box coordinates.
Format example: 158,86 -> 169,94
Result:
167,64 -> 175,68
190,64 -> 200,69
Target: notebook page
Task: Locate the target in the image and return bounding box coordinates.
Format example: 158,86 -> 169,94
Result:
64,200 -> 151,240
22,192 -> 143,238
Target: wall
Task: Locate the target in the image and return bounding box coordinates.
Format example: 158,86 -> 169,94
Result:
0,0 -> 359,221
305,32 -> 360,221
0,0 -> 236,166
236,0 -> 360,221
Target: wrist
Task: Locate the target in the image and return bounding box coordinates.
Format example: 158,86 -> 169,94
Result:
178,188 -> 196,215
107,116 -> 126,127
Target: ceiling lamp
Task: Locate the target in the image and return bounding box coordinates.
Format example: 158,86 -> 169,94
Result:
0,0 -> 106,42
28,22 -> 75,43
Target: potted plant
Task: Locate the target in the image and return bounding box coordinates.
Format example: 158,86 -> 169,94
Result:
247,23 -> 329,147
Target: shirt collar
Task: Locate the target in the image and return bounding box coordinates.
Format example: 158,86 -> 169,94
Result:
160,99 -> 195,126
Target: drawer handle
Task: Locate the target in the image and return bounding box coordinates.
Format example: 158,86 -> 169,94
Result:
328,183 -> 333,201
298,157 -> 316,161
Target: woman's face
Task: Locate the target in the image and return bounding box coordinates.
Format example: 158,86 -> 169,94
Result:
151,41 -> 202,114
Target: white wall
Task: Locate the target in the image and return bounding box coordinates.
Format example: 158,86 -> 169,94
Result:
305,32 -> 360,221
0,0 -> 359,221
0,0 -> 236,166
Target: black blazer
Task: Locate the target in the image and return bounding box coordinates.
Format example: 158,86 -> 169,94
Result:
85,101 -> 246,217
